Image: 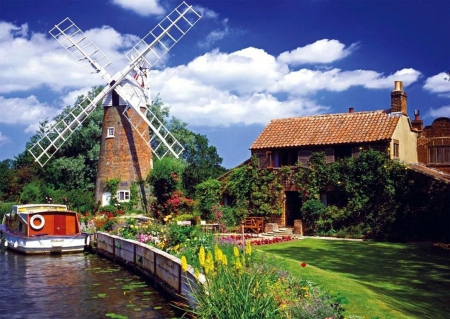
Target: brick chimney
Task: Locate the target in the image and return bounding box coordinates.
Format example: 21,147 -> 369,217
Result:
391,81 -> 407,115
411,109 -> 423,131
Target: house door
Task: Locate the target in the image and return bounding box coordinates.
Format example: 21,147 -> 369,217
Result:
285,191 -> 302,227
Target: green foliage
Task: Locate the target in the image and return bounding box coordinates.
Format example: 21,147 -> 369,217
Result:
226,156 -> 284,218
0,202 -> 15,221
20,181 -> 45,203
293,150 -> 416,239
105,178 -> 120,208
0,160 -> 14,202
149,98 -> 226,198
195,179 -> 222,220
301,199 -> 328,233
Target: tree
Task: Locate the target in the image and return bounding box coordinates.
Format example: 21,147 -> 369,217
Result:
149,98 -> 226,197
0,159 -> 14,201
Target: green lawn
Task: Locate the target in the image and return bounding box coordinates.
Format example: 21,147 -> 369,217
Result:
257,238 -> 450,319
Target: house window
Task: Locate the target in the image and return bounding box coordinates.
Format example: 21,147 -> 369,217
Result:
117,190 -> 130,202
280,150 -> 298,166
325,148 -> 335,163
393,140 -> 399,158
107,127 -> 115,137
298,150 -> 312,166
429,146 -> 450,164
266,151 -> 273,168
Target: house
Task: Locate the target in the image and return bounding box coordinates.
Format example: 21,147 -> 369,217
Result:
249,81 -> 450,227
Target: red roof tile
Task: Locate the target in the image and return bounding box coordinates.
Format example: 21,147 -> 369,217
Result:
250,110 -> 400,150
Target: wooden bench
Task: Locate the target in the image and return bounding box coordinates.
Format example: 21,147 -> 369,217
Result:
243,217 -> 265,234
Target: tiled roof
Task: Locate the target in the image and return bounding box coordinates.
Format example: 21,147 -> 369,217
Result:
250,110 -> 400,150
407,163 -> 450,184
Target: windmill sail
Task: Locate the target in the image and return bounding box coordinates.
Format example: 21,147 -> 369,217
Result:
49,18 -> 112,82
29,87 -> 112,166
28,1 -> 201,166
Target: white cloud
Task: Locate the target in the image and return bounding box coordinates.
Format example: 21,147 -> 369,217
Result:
0,19 -> 425,131
0,21 -> 142,94
111,0 -> 165,16
271,68 -> 420,95
0,131 -> 10,146
0,95 -> 59,133
423,73 -> 450,93
277,39 -> 358,65
427,105 -> 450,118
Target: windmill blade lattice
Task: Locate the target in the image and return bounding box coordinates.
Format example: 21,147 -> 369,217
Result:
29,87 -> 111,166
49,18 -> 112,82
114,81 -> 184,159
125,1 -> 201,68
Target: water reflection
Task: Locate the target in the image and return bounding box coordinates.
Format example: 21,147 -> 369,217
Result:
0,250 -> 179,319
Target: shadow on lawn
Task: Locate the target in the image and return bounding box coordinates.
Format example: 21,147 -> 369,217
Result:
261,239 -> 450,318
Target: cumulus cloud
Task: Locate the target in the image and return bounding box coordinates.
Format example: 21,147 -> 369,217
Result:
272,68 -> 421,95
277,39 -> 358,66
0,21 -> 141,94
427,105 -> 450,118
0,96 -> 59,133
0,19 -> 425,130
423,73 -> 450,93
111,0 -> 165,16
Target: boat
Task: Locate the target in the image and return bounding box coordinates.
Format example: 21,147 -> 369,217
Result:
0,204 -> 88,254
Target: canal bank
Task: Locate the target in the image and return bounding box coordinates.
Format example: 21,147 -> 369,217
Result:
87,232 -> 203,308
0,249 -> 181,319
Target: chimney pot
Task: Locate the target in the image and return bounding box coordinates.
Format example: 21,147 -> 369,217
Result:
394,81 -> 404,91
349,107 -> 354,113
414,110 -> 420,120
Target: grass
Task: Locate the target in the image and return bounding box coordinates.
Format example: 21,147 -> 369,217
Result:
257,238 -> 450,319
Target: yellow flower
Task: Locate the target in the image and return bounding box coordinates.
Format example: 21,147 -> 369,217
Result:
235,257 -> 243,273
181,255 -> 188,272
205,251 -> 214,275
245,241 -> 252,256
233,246 -> 240,258
222,254 -> 228,266
199,246 -> 205,267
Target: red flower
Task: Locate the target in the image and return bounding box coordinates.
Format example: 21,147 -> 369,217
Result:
301,262 -> 307,267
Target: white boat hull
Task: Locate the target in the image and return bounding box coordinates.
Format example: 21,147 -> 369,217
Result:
1,229 -> 87,254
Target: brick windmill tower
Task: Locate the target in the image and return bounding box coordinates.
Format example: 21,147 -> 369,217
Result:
28,2 -> 201,207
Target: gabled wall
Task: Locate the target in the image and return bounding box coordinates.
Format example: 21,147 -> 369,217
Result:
390,115 -> 418,163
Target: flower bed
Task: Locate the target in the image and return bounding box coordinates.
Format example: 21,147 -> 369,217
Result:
219,234 -> 294,246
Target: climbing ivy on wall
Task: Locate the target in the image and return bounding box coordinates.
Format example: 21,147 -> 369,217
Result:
226,156 -> 286,217
292,150 -> 450,241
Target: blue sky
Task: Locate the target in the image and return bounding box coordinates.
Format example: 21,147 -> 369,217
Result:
0,0 -> 449,168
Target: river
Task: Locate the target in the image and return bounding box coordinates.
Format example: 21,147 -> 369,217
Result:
0,249 -> 181,319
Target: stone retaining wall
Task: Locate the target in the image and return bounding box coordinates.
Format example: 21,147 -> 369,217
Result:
89,232 -> 204,306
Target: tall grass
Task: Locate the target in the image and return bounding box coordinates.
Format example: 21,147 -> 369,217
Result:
182,242 -> 347,319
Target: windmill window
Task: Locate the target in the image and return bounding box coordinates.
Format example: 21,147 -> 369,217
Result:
107,127 -> 115,138
117,191 -> 130,202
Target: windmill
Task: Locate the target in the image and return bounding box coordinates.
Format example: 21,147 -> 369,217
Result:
28,2 -> 201,207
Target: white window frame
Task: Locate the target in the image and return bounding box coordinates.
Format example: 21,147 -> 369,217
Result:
117,190 -> 130,202
107,127 -> 115,138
